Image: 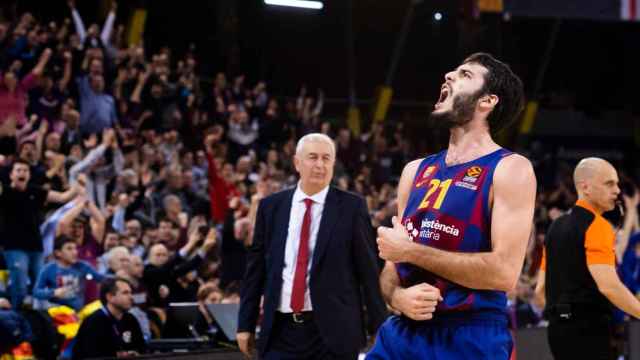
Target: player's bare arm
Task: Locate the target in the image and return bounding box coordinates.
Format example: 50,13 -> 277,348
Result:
378,159 -> 442,320
379,159 -> 422,301
378,154 -> 537,292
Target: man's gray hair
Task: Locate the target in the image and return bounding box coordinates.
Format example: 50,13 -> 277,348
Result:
295,133 -> 336,157
163,194 -> 181,209
106,246 -> 130,269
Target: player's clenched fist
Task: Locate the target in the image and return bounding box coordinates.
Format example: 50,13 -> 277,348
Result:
391,283 -> 443,321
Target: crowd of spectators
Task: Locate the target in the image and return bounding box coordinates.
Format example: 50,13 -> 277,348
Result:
0,3 -> 410,355
0,2 -> 639,358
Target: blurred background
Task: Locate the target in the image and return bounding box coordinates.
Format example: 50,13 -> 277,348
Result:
0,0 -> 639,359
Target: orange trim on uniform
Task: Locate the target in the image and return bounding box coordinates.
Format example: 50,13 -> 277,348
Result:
575,199 -> 599,215
540,246 -> 546,271
584,212 -> 616,266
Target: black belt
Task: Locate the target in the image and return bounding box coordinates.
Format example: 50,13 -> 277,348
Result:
277,311 -> 314,324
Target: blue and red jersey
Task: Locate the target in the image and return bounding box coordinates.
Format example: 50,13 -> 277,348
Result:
396,148 -> 514,315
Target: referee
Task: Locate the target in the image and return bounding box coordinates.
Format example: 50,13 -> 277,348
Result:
534,157 -> 640,360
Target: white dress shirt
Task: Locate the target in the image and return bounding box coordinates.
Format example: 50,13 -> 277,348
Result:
278,184 -> 329,313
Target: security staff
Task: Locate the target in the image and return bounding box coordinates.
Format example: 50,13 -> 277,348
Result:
534,157 -> 640,360
72,277 -> 145,359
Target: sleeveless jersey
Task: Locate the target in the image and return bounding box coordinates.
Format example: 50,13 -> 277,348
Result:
396,148 -> 514,315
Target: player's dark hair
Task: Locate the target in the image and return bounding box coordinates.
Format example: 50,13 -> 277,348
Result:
463,53 -> 525,133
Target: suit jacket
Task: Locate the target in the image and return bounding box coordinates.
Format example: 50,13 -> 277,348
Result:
238,186 -> 387,355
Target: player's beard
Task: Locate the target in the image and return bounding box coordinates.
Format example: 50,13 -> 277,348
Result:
428,89 -> 483,129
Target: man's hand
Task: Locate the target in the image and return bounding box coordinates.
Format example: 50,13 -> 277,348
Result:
140,168 -> 153,186
623,191 -> 640,210
158,285 -> 170,299
178,212 -> 189,229
40,48 -> 53,62
204,127 -> 223,151
48,152 -> 66,166
204,134 -> 216,152
237,331 -> 256,359
202,228 -> 217,252
76,173 -> 88,188
63,51 -> 72,63
377,216 -> 413,263
187,228 -> 202,248
54,286 -> 74,299
111,132 -> 119,149
72,179 -> 86,197
115,67 -> 128,84
390,283 -> 442,321
102,128 -> 115,146
84,133 -> 98,148
0,298 -> 11,309
9,59 -> 22,73
38,118 -> 49,135
73,192 -> 87,207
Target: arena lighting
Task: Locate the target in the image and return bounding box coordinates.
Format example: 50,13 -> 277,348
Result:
434,12 -> 443,21
264,0 -> 324,10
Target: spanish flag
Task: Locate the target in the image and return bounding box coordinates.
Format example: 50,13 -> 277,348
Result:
47,306 -> 80,354
47,301 -> 102,358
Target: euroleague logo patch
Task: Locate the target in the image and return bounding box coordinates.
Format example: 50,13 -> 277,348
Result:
466,166 -> 482,178
455,166 -> 483,190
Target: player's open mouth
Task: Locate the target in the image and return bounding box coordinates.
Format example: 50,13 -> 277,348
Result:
435,85 -> 450,109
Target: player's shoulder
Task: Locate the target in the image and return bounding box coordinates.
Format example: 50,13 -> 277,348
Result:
492,153 -> 536,199
401,154 -> 436,177
498,151 -> 532,167
402,158 -> 424,176
397,158 -> 424,190
495,153 -> 535,180
404,150 -> 443,171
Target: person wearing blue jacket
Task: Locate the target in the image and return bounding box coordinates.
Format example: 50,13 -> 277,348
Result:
33,235 -> 107,310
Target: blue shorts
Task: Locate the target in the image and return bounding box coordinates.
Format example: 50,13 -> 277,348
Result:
366,313 -> 513,360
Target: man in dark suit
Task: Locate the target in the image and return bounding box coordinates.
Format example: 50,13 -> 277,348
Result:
237,133 -> 387,359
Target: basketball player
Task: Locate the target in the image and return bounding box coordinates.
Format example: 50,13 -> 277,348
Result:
367,53 -> 537,359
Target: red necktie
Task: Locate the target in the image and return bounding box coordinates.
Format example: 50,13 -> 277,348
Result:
290,198 -> 313,313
